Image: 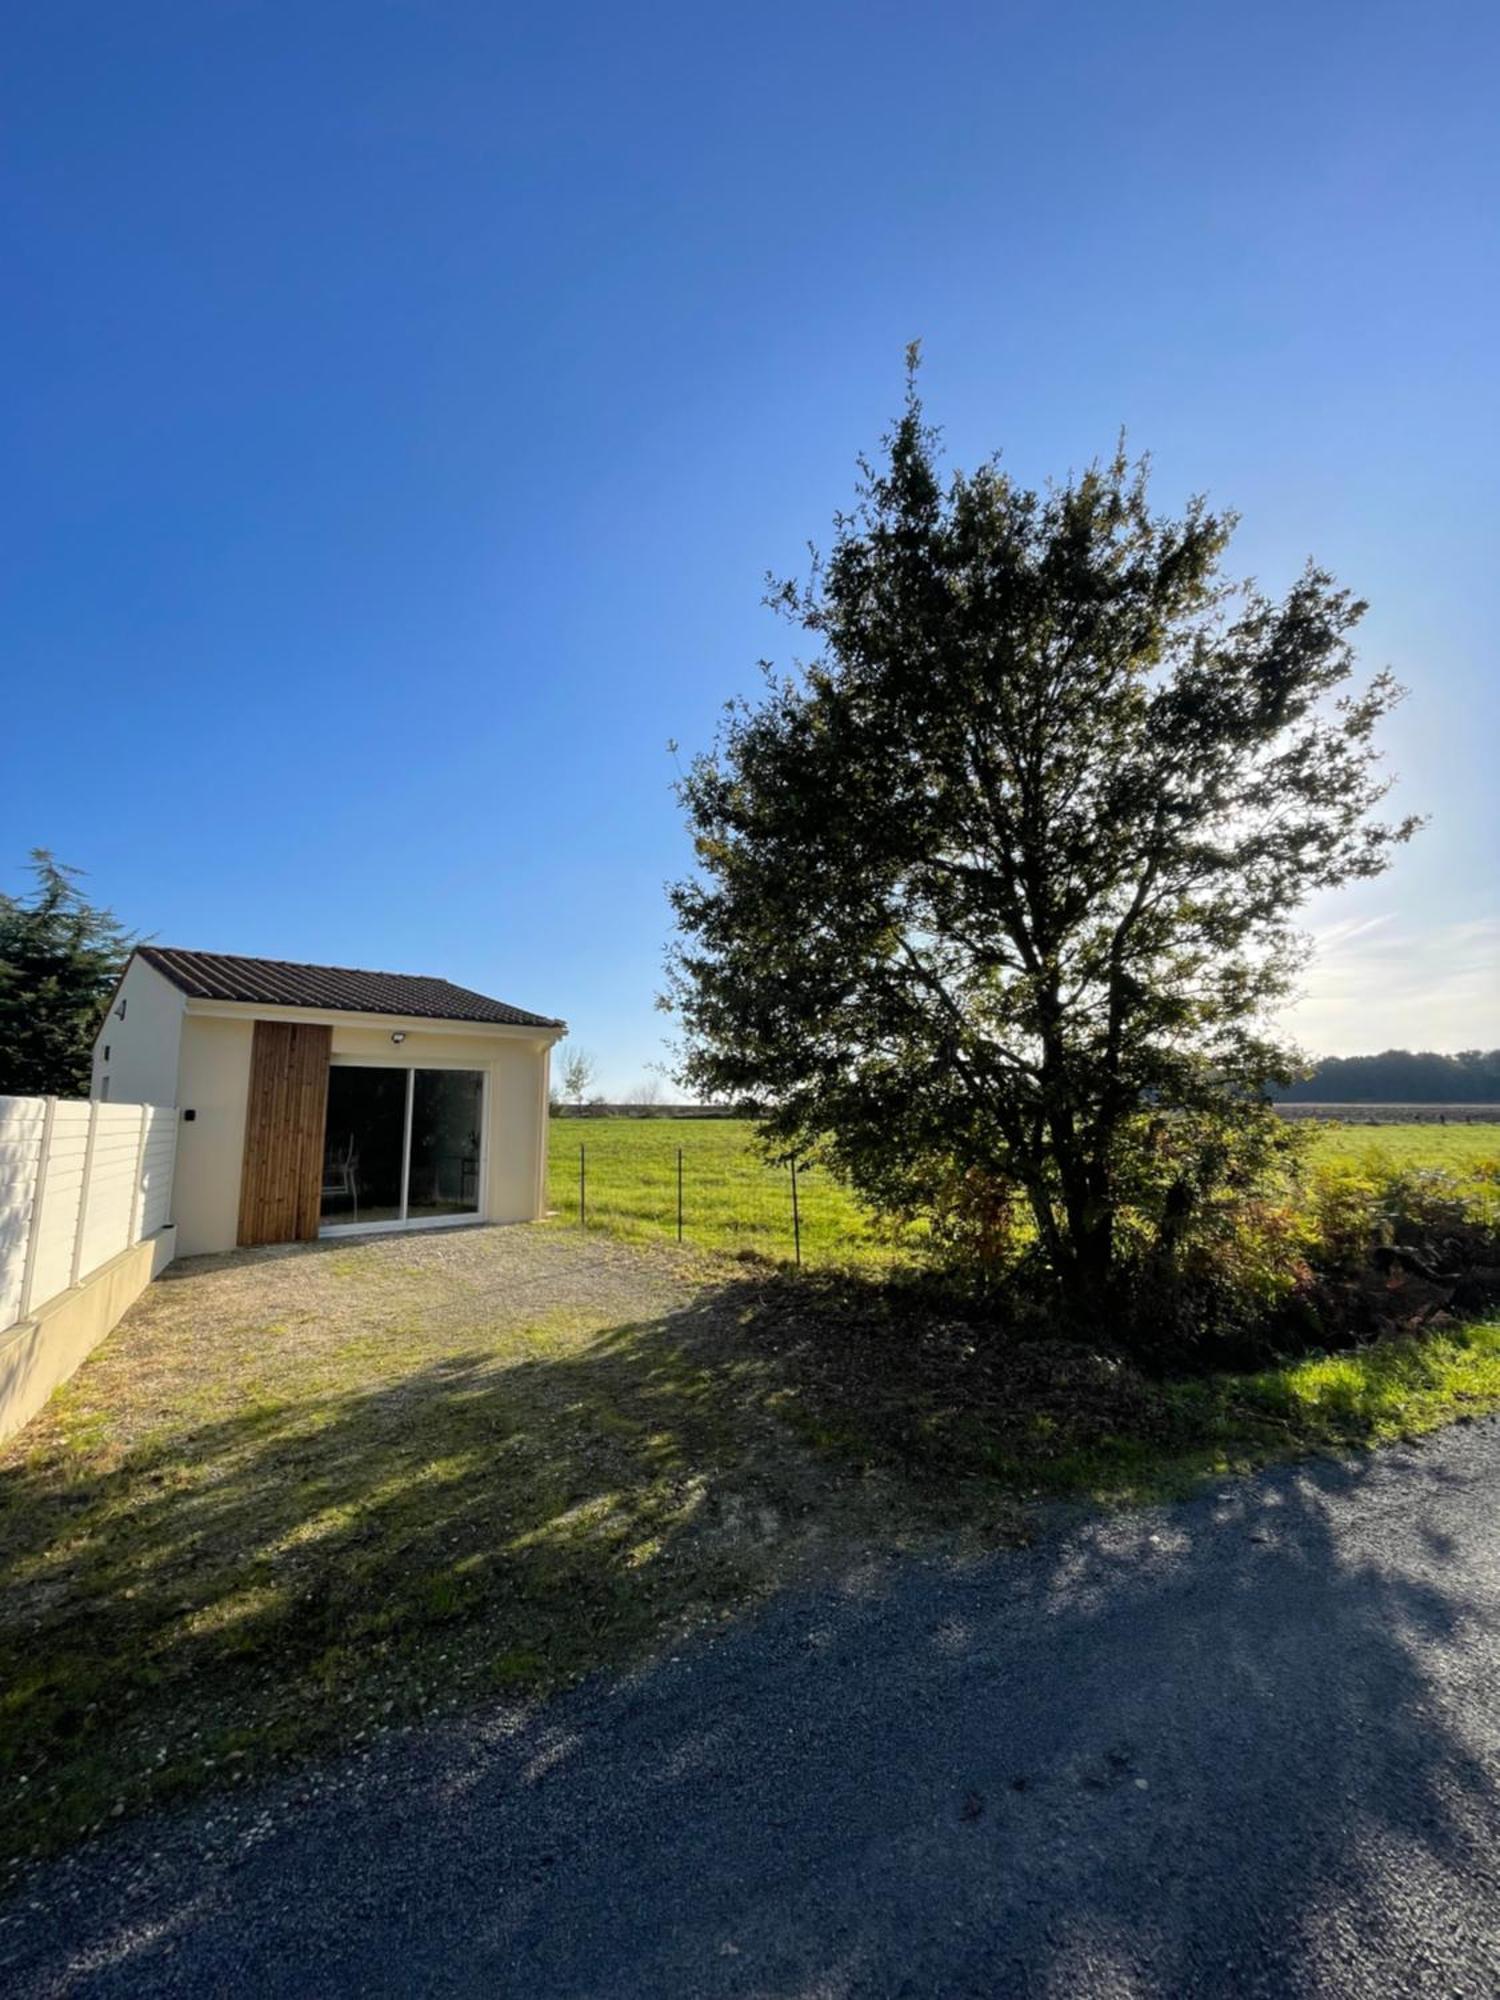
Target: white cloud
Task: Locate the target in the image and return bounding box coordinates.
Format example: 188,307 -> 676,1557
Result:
1307,912 -> 1395,951
1278,914 -> 1500,1055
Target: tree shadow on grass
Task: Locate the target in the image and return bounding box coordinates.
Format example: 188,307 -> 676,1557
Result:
0,1272 -> 866,1869
2,1257 -> 1499,1993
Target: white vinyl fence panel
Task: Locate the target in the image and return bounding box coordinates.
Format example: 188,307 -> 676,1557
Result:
0,1096 -> 48,1330
140,1109 -> 176,1237
25,1102 -> 91,1311
76,1104 -> 147,1280
0,1096 -> 176,1336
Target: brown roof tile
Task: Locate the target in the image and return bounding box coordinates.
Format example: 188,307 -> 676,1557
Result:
136,947 -> 562,1029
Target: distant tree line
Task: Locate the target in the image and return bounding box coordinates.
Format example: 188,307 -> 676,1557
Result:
1273,1051 -> 1500,1103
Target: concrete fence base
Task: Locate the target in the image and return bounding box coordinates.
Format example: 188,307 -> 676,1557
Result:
0,1226 -> 175,1445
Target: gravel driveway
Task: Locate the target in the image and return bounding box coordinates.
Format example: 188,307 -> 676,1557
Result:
5,1414 -> 1499,1997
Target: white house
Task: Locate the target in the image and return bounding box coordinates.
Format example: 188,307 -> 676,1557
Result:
94,947 -> 565,1256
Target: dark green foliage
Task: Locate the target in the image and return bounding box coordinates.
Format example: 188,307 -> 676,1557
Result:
0,851 -> 138,1097
1275,1049 -> 1500,1103
667,358 -> 1419,1327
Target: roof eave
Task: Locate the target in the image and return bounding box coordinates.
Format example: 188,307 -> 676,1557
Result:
180,995 -> 566,1040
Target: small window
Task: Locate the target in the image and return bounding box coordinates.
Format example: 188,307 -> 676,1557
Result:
100,1077 -> 111,1101
103,1044 -> 111,1061
117,997 -> 127,1019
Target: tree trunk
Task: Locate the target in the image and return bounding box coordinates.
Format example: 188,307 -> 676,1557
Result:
1055,1213 -> 1116,1329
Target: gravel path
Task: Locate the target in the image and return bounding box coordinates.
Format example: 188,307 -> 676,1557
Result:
148,1221 -> 710,1350
5,1414 -> 1500,1996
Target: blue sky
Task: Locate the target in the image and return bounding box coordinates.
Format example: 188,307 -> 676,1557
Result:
3,0 -> 1496,1089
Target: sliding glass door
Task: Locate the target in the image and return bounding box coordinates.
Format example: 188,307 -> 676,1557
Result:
321,1067 -> 407,1227
407,1070 -> 484,1220
320,1065 -> 484,1233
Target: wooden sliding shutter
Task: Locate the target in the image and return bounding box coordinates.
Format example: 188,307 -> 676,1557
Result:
237,1021 -> 333,1247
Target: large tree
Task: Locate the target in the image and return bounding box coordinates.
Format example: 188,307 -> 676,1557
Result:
0,851 -> 138,1097
667,363 -> 1418,1316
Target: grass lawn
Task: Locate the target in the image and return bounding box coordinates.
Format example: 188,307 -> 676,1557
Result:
548,1116 -> 1500,1264
2,1120 -> 1497,1871
547,1117 -> 897,1264
0,1229 -> 913,1875
759,1273 -> 1500,1504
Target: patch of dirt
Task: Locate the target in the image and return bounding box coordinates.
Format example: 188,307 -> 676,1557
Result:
709,1266 -> 1182,1492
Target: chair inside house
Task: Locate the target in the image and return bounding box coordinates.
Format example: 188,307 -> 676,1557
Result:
321,1137 -> 359,1224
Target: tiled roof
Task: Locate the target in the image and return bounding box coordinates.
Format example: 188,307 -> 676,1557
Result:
136,947 -> 563,1029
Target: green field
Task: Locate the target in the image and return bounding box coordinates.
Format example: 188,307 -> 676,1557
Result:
547,1116 -> 1500,1265
1306,1122 -> 1500,1177
547,1118 -> 893,1263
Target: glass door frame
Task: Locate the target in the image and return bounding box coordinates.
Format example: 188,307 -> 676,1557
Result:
318,1057 -> 489,1238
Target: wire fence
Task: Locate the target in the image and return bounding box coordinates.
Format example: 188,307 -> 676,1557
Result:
547,1131 -> 904,1267
1273,1103 -> 1500,1125
546,1109 -> 1500,1269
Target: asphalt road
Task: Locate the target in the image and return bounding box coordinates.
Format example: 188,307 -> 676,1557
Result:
5,1421 -> 1500,1998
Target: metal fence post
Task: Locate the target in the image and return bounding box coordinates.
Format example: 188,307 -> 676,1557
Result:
676,1147 -> 684,1243
579,1142 -> 586,1231
790,1156 -> 801,1267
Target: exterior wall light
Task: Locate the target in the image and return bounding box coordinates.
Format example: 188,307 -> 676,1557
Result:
391,1031 -> 407,1045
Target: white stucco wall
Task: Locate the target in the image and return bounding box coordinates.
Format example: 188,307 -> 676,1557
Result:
172,1015 -> 254,1257
327,1023 -> 551,1228
171,1007 -> 557,1257
91,957 -> 185,1107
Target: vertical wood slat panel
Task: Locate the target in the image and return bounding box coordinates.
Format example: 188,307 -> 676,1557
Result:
291,1025 -> 330,1240
237,1022 -> 332,1247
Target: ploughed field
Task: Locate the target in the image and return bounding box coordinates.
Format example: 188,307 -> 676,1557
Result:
545,1116 -> 1500,1265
